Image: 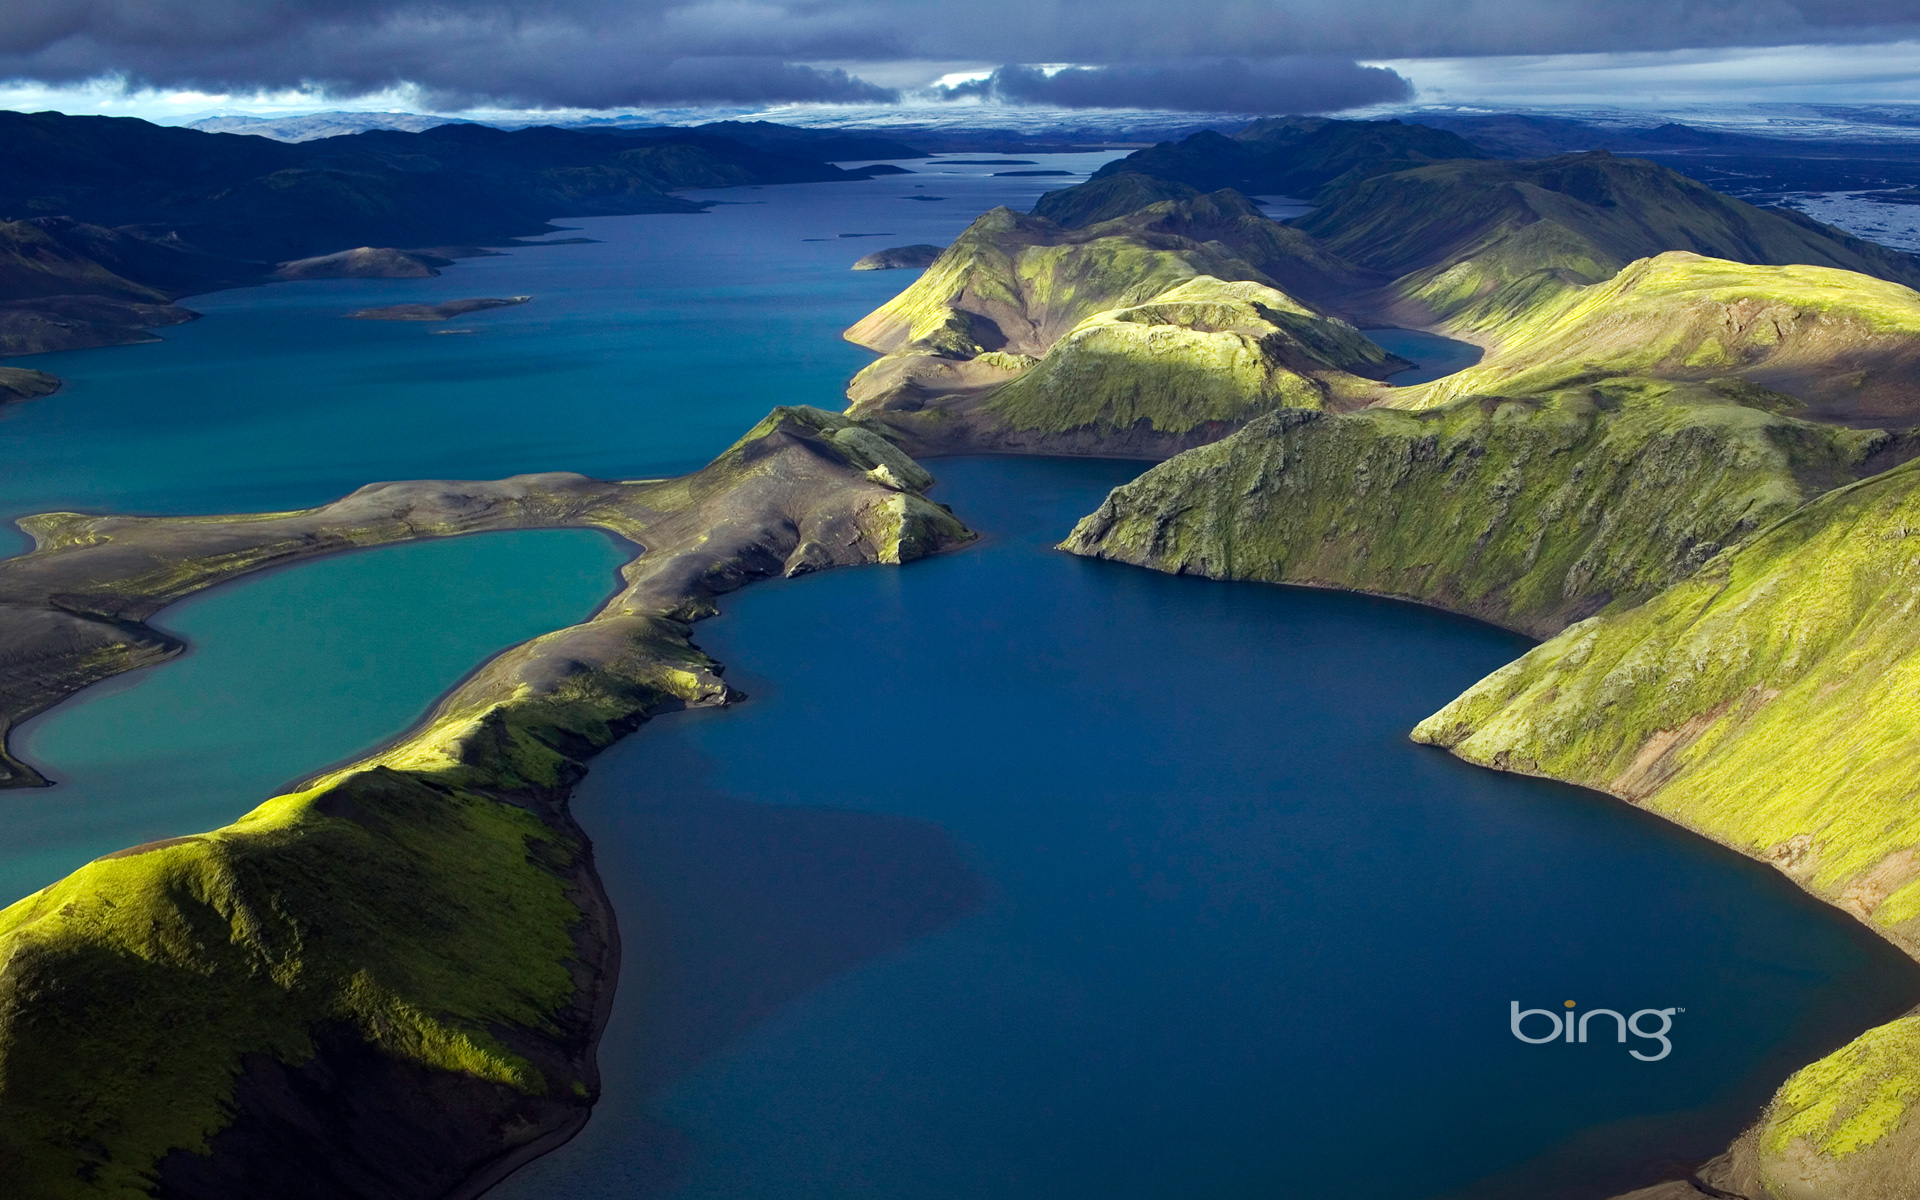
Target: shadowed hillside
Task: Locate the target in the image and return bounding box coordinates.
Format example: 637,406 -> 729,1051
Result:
0,111 -> 906,361
1089,117 -> 1488,201
1297,151 -> 1920,326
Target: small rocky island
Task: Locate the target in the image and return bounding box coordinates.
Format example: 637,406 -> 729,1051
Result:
0,366 -> 59,405
851,244 -> 943,270
346,296 -> 532,321
273,247 -> 450,280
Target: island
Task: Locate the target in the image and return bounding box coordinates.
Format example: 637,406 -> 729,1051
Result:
346,296 -> 533,321
851,244 -> 944,270
272,247 -> 450,280
0,366 -> 59,405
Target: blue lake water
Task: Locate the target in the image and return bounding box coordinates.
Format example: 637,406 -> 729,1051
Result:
1367,327 -> 1486,385
1,152 -> 1915,1198
490,457 -> 1920,1200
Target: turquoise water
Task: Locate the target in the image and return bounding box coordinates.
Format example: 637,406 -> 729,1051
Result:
0,153 -> 1914,1199
0,152 -> 1124,556
489,457 -> 1920,1200
4,529 -> 628,901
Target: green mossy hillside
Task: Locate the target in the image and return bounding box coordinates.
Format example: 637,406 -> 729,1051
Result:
1407,252 -> 1920,426
1297,152 -> 1920,325
842,197 -> 1391,454
1062,379 -> 1886,636
1410,457 -> 1920,1193
0,763 -> 608,1197
983,277 -> 1395,435
1412,453 -> 1920,937
843,205 -> 1276,362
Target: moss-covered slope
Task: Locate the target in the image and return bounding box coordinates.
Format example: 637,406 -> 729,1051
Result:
1062,379 -> 1884,636
842,200 -> 1396,457
1297,152 -> 1920,326
1063,253 -> 1920,635
1414,252 -> 1920,426
844,205 -> 1271,362
1412,457 -> 1920,1198
0,407 -> 973,1197
981,277 -> 1395,436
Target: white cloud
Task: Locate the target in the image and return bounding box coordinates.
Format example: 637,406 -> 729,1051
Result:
1376,41 -> 1920,106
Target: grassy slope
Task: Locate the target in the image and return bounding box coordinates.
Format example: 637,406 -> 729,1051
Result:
1063,253 -> 1911,635
844,205 -> 1272,361
982,276 -> 1394,435
0,407 -> 972,1196
842,199 -> 1395,451
1297,153 -> 1920,325
1411,458 -> 1920,1194
1062,378 -> 1881,636
1411,252 -> 1920,425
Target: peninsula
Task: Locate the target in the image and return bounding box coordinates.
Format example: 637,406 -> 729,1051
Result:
0,408 -> 971,1194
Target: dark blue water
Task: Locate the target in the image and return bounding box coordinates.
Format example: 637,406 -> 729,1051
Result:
494,458 -> 1920,1200
1367,328 -> 1486,385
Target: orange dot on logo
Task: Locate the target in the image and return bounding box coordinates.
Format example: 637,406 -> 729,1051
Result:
1564,1000 -> 1576,1008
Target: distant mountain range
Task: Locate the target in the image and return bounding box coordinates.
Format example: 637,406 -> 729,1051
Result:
184,112 -> 479,141
0,111 -> 926,360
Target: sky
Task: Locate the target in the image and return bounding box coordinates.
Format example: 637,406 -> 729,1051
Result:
3,1 -> 1920,121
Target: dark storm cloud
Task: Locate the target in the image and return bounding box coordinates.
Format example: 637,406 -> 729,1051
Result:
3,0 -> 1920,108
940,60 -> 1414,112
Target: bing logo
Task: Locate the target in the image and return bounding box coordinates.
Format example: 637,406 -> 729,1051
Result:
1511,1000 -> 1680,1061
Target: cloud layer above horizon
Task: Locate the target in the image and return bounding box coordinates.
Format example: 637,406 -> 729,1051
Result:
3,0 -> 1920,111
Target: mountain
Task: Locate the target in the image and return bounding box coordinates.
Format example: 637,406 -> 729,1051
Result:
1419,252 -> 1920,425
185,112 -> 473,141
183,113 -> 930,161
0,218 -> 233,355
1296,150 -> 1920,325
1063,251 -> 1920,635
1088,118 -> 1489,200
0,112 -> 898,359
1030,174 -> 1202,228
0,408 -> 972,1195
841,199 -> 1401,456
0,112 -> 899,262
0,216 -> 261,302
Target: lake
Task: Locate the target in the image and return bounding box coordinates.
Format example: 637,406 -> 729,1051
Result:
489,455 -> 1919,1200
2,151 -> 1913,1200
